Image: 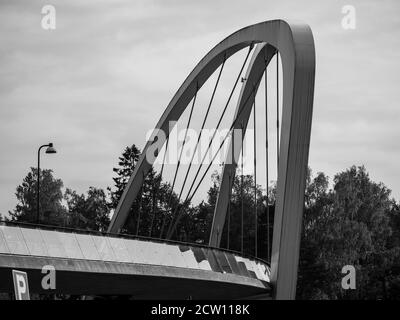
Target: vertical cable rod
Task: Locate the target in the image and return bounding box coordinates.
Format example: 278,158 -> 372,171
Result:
166,47 -> 254,239
163,59 -> 226,239
136,171 -> 145,236
167,67 -> 266,239
149,137 -> 169,237
168,83 -> 198,204
253,85 -> 258,257
276,53 -> 280,170
183,46 -> 254,203
241,124 -> 244,255
265,64 -> 270,262
159,83 -> 199,238
227,174 -> 231,249
227,126 -> 235,250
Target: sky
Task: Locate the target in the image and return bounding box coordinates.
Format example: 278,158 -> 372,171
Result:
1,0 -> 400,216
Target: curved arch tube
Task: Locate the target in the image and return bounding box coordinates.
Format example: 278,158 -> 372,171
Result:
108,20 -> 315,300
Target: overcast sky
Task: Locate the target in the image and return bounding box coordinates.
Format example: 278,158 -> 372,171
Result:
1,0 -> 400,216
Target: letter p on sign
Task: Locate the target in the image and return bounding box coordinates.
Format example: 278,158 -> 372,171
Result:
12,270 -> 30,300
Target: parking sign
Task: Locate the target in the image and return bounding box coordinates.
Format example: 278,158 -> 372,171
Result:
12,270 -> 30,300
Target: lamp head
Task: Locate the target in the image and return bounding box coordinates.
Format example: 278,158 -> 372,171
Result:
45,143 -> 57,154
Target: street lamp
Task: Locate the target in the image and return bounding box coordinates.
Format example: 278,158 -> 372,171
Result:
37,143 -> 57,224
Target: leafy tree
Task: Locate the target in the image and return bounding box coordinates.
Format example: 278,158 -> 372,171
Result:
297,166 -> 400,300
201,165 -> 400,300
297,169 -> 334,299
64,187 -> 110,232
9,167 -> 67,225
7,145 -> 400,300
9,168 -> 111,231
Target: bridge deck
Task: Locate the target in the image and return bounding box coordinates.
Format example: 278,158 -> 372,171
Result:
0,223 -> 270,299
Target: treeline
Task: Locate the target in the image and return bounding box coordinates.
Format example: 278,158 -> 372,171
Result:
5,145 -> 400,299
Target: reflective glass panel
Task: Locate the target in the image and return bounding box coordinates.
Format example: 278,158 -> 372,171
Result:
40,229 -> 68,258
108,237 -> 131,263
92,235 -> 116,261
179,247 -> 199,269
75,233 -> 101,261
225,253 -> 241,275
0,226 -> 10,254
1,226 -> 29,255
56,232 -> 84,259
142,242 -> 166,265
213,250 -> 232,273
163,243 -> 186,268
164,245 -> 187,268
21,227 -> 48,256
124,239 -> 147,264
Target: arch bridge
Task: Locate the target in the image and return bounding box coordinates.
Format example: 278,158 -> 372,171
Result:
0,19 -> 315,300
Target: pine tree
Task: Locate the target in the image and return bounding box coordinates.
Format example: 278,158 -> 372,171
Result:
108,145 -> 178,237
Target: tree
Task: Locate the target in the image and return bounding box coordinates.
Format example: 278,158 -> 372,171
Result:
9,168 -> 110,231
202,165 -> 400,300
203,170 -> 271,257
9,167 -> 67,225
387,203 -> 400,298
297,169 -> 334,299
108,145 -> 178,237
108,145 -> 141,211
297,166 -> 400,300
64,187 -> 110,232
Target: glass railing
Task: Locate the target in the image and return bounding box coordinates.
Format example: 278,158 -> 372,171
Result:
0,220 -> 270,283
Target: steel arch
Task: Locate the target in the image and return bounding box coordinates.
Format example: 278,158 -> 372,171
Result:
108,20 -> 315,299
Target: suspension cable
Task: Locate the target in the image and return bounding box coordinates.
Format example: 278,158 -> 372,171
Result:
150,179 -> 156,237
166,47 -> 253,238
157,140 -> 171,239
136,171 -> 145,236
169,50 -> 278,246
167,61 -> 266,240
182,45 -> 254,202
227,174 -> 231,249
160,137 -> 169,179
149,136 -> 169,237
185,71 -> 262,204
163,58 -> 226,239
169,83 -> 198,200
159,84 -> 199,238
136,196 -> 141,235
253,85 -> 258,258
163,57 -> 226,234
276,52 -> 280,170
241,123 -> 244,255
227,126 -> 235,249
264,61 -> 270,262
159,194 -> 171,238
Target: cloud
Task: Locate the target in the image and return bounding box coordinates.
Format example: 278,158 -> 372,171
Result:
1,0 -> 400,215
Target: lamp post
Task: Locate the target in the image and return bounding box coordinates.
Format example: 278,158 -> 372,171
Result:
37,143 -> 57,224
